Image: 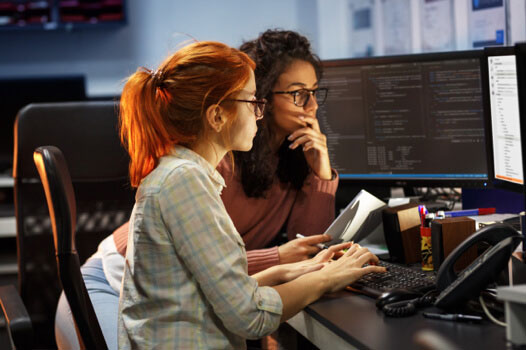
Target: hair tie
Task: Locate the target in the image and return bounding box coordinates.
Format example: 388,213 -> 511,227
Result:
152,69 -> 165,88
139,67 -> 164,87
152,69 -> 163,82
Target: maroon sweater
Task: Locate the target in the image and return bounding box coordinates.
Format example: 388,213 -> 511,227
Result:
114,157 -> 338,274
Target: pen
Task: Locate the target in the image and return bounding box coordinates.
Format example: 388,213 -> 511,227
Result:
295,233 -> 329,250
423,312 -> 482,323
418,205 -> 428,227
443,208 -> 495,218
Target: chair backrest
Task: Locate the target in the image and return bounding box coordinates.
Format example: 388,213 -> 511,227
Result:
13,101 -> 135,348
34,146 -> 108,350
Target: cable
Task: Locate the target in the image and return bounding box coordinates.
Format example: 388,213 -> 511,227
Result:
381,291 -> 437,317
382,299 -> 417,317
479,295 -> 506,327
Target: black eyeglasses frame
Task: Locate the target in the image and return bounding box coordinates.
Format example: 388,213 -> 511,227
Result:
272,87 -> 328,107
225,98 -> 267,120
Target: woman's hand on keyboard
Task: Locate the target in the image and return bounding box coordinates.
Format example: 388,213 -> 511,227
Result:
275,242 -> 354,284
320,243 -> 387,293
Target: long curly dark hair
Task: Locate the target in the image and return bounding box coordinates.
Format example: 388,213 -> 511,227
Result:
234,29 -> 323,198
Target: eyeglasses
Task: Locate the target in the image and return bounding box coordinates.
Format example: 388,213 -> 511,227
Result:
226,98 -> 267,120
273,87 -> 328,107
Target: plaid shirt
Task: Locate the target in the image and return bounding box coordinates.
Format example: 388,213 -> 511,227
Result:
118,146 -> 283,349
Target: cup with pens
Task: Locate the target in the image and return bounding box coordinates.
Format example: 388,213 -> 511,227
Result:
418,205 -> 434,271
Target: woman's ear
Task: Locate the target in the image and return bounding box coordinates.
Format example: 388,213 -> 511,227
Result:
205,104 -> 227,133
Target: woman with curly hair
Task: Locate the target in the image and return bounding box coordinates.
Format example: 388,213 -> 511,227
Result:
219,29 -> 338,272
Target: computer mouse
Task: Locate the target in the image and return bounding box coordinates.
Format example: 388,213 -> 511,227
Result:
375,289 -> 423,310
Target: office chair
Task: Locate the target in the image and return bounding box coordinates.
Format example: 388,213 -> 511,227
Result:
9,101 -> 135,348
34,145 -> 108,349
0,284 -> 32,349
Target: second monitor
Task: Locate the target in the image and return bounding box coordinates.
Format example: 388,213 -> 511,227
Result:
318,50 -> 488,187
482,45 -> 523,193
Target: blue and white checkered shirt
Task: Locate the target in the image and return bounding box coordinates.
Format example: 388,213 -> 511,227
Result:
118,146 -> 283,349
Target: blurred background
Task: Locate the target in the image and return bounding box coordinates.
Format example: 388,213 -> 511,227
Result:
0,0 -> 523,98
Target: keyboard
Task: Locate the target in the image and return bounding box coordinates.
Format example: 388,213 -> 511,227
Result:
348,260 -> 436,298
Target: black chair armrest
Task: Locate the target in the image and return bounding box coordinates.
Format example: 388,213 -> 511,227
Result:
0,285 -> 33,350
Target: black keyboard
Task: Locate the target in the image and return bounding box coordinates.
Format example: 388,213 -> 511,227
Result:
349,260 -> 436,298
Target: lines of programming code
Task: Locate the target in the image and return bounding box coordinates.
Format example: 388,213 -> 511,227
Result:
318,56 -> 487,182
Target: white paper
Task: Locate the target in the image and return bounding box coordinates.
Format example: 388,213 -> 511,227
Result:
325,189 -> 386,242
381,0 -> 412,55
468,0 -> 507,48
349,0 -> 376,57
468,213 -> 518,229
388,197 -> 410,207
420,0 -> 455,52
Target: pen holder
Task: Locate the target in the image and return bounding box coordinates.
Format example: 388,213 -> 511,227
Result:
382,203 -> 421,263
431,217 -> 476,271
420,226 -> 433,271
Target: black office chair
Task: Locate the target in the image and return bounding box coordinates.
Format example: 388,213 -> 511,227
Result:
34,145 -> 108,349
0,284 -> 32,349
6,101 -> 135,348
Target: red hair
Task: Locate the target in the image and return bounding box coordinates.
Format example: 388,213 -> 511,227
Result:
119,41 -> 255,187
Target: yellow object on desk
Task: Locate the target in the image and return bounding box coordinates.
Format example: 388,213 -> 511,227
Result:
420,226 -> 433,271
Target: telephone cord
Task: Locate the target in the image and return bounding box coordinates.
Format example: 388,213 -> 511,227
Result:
479,295 -> 506,327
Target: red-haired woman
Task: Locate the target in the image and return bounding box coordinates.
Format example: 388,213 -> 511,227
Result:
110,30 -> 339,277
112,41 -> 384,349
55,31 -> 346,350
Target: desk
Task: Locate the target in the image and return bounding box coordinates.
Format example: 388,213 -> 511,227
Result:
287,291 -> 506,350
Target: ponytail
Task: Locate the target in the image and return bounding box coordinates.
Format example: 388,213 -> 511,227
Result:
119,41 -> 255,187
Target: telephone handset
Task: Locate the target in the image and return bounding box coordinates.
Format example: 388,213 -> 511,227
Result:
435,223 -> 522,309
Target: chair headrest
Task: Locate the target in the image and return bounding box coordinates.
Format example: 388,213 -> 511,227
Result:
14,101 -> 129,181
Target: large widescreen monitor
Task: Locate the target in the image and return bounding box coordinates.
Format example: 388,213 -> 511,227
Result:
481,46 -> 523,193
318,50 -> 489,187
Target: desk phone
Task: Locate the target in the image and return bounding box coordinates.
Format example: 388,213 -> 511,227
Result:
354,223 -> 521,316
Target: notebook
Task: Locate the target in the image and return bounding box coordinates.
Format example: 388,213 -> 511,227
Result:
325,189 -> 387,245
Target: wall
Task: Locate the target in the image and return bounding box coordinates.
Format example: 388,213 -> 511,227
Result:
0,0 -> 524,97
317,0 -> 526,59
0,0 -> 310,97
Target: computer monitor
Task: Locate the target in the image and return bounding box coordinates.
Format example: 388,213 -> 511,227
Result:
481,46 -> 523,193
516,42 -> 526,194
318,50 -> 489,187
0,75 -> 86,175
514,42 -> 526,261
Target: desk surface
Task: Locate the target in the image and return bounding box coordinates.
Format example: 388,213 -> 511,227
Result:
288,291 -> 506,350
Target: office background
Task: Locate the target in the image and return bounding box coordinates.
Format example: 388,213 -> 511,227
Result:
0,0 -> 525,98
1,0 -> 526,348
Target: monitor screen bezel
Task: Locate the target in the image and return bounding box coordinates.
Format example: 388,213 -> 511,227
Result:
320,49 -> 489,188
481,45 -> 523,194
514,42 -> 526,194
